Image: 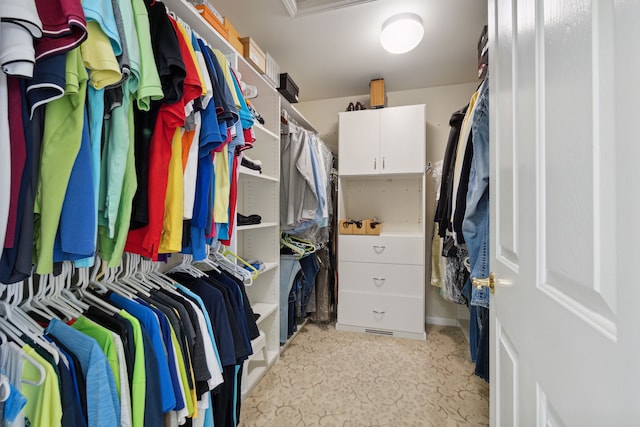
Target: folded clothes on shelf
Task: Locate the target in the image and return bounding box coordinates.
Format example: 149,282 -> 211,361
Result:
241,156 -> 262,173
244,259 -> 265,272
237,213 -> 262,225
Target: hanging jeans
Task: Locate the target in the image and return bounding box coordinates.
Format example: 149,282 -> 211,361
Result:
298,254 -> 319,316
475,306 -> 490,382
280,255 -> 302,343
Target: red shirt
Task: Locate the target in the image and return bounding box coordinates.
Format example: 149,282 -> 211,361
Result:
34,0 -> 87,60
125,13 -> 202,260
5,77 -> 27,248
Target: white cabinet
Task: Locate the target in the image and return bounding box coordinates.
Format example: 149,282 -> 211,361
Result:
336,104 -> 426,340
338,104 -> 426,176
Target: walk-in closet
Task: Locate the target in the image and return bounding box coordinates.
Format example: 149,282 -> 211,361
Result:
2,0 -> 639,425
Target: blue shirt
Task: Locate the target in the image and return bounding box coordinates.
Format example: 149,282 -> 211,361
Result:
26,52 -> 66,118
136,298 -> 186,411
108,292 -> 177,412
175,284 -> 223,371
54,106 -> 96,262
173,276 -> 236,367
81,0 -> 122,56
181,152 -> 212,260
46,318 -> 120,427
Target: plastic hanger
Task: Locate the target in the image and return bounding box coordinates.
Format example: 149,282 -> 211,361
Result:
211,247 -> 253,285
166,254 -> 206,279
280,235 -> 305,258
3,341 -> 45,386
222,249 -> 258,282
45,263 -> 83,320
0,299 -> 60,365
193,245 -> 222,273
115,253 -> 151,297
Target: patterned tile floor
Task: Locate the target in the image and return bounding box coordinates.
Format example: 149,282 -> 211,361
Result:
239,322 -> 489,426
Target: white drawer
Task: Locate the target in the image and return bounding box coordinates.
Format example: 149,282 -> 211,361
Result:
338,261 -> 424,296
338,235 -> 424,265
337,290 -> 425,334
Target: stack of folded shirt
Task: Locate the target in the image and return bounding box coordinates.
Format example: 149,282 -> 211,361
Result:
241,155 -> 262,173
237,213 -> 262,226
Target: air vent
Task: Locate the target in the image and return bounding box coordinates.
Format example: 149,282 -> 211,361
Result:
282,0 -> 379,18
364,328 -> 393,336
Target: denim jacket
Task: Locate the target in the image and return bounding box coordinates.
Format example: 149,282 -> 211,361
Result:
462,77 -> 490,308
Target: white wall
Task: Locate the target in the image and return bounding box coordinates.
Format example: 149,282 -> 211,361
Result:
296,81 -> 480,324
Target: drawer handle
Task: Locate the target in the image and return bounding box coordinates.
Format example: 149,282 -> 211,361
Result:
373,245 -> 386,254
373,278 -> 386,287
373,310 -> 386,319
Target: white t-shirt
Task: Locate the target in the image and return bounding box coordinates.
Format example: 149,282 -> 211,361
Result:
0,0 -> 43,78
0,73 -> 10,259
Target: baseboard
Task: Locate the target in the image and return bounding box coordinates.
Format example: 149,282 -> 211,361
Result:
425,316 -> 458,327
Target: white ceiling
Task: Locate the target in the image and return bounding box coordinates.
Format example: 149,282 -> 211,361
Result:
214,0 -> 488,102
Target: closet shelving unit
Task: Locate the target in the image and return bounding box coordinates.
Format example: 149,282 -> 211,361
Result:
336,104 -> 427,340
162,0 -> 282,400
278,96 -> 319,350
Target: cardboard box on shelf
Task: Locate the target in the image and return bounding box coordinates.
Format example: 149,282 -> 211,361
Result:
224,17 -> 243,54
195,4 -> 229,40
369,78 -> 385,108
240,36 -> 267,74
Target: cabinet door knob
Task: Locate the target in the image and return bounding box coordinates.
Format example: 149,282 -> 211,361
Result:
373,278 -> 386,287
373,245 -> 386,254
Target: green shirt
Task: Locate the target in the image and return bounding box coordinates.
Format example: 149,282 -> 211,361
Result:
71,316 -> 121,396
22,344 -> 63,427
118,309 -> 146,427
34,47 -> 87,274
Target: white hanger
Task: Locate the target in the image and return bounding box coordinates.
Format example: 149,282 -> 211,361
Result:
116,253 -> 151,297
166,254 -> 206,279
210,246 -> 253,285
193,245 -> 221,273
46,263 -> 83,320
0,300 -> 60,365
3,341 -> 46,386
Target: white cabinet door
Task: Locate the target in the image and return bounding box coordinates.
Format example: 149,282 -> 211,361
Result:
338,109 -> 379,175
380,104 -> 426,174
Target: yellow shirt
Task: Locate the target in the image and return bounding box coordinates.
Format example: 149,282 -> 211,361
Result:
159,128 -> 185,253
22,344 -> 63,427
175,21 -> 207,98
213,49 -> 241,109
81,21 -> 122,89
213,148 -> 230,223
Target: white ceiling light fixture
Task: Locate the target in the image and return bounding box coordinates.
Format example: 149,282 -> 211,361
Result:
380,13 -> 424,54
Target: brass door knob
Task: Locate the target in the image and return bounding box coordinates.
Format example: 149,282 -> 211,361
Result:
472,272 -> 495,294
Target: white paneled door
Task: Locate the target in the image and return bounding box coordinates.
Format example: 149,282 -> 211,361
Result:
489,0 -> 640,425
